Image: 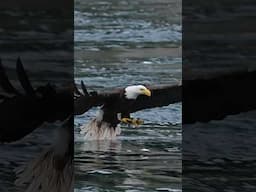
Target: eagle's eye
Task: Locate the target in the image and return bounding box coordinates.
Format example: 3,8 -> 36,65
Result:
140,88 -> 144,91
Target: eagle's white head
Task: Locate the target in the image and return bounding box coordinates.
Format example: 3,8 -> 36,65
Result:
124,85 -> 151,99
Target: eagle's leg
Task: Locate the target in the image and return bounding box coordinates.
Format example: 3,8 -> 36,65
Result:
118,114 -> 144,127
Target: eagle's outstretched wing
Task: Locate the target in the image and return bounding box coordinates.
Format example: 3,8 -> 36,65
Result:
0,58 -> 73,142
130,84 -> 181,113
74,83 -> 121,115
75,70 -> 256,124
183,70 -> 256,124
74,82 -> 182,116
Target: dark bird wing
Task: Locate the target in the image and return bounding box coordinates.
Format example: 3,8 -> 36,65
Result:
0,58 -> 73,143
75,70 -> 256,125
0,58 -> 20,95
74,83 -> 182,116
74,83 -> 122,115
16,57 -> 36,96
129,84 -> 181,113
183,70 -> 256,124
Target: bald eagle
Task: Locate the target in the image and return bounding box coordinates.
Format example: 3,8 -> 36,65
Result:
80,85 -> 151,140
6,58 -> 256,191
74,83 -> 181,140
0,58 -> 181,191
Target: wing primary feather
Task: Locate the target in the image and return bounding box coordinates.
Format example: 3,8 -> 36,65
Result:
16,57 -> 35,96
74,83 -> 82,96
0,58 -> 20,95
81,81 -> 89,96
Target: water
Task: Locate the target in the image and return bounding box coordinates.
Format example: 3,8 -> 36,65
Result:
183,110 -> 256,191
75,106 -> 181,192
183,2 -> 256,191
0,0 -> 181,191
74,0 -> 182,191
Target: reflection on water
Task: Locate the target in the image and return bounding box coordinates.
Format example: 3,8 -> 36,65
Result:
75,106 -> 182,192
75,0 -> 182,191
183,110 -> 256,191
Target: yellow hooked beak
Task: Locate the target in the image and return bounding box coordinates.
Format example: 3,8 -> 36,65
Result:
142,88 -> 151,97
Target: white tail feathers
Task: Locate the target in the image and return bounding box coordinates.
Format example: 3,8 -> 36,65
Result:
15,118 -> 73,192
15,148 -> 73,192
80,118 -> 121,140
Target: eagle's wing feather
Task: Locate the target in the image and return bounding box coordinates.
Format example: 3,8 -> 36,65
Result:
74,83 -> 182,116
183,70 -> 256,124
74,87 -> 122,115
129,84 -> 181,113
16,58 -> 36,96
0,58 -> 20,95
0,59 -> 72,142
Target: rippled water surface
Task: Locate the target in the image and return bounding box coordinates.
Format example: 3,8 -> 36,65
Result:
75,0 -> 182,191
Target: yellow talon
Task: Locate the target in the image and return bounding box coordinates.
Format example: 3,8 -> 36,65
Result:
121,118 -> 144,126
132,118 -> 144,126
121,118 -> 133,124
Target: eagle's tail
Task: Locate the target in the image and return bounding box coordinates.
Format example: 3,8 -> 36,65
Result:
80,118 -> 121,140
15,118 -> 73,192
15,148 -> 73,192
